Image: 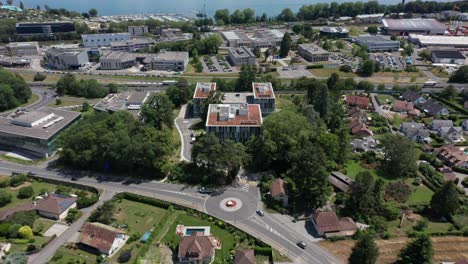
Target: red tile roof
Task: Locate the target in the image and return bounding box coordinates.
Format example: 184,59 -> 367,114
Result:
392,100 -> 414,112
349,119 -> 373,136
35,193 -> 77,215
270,178 -> 286,197
346,96 -> 370,108
79,222 -> 126,253
178,232 -> 218,261
235,249 -> 255,264
206,104 -> 262,127
193,82 -> 216,99
436,145 -> 468,167
252,82 -> 275,99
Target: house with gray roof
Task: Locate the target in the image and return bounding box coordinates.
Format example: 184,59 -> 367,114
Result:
438,126 -> 464,142
400,122 -> 431,143
430,119 -> 453,130
420,99 -> 449,116
401,90 -> 427,105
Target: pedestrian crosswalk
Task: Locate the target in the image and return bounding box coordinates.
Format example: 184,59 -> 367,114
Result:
240,184 -> 249,192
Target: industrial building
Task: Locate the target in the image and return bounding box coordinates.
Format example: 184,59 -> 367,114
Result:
356,13 -> 384,23
431,49 -> 466,65
355,35 -> 400,52
82,33 -> 131,48
0,56 -> 30,68
298,44 -> 330,62
193,82 -> 217,117
408,34 -> 468,48
45,48 -> 89,70
94,91 -> 151,117
0,108 -> 81,157
252,82 -> 276,115
158,28 -> 193,43
227,47 -> 256,66
148,51 -> 189,72
222,29 -> 284,48
5,42 -> 39,56
16,22 -> 75,37
128,25 -> 149,36
100,52 -> 136,70
110,38 -> 155,52
382,18 -> 446,36
320,27 -> 349,38
206,103 -> 262,143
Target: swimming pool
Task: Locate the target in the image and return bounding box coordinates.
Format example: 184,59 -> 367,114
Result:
185,228 -> 206,236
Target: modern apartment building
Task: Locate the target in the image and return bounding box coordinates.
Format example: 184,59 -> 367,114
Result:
110,38 -> 155,52
298,44 -> 330,62
193,82 -> 217,117
82,33 -> 131,48
252,82 -> 276,115
45,48 -> 89,70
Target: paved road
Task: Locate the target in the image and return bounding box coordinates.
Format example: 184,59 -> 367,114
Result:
0,161 -> 342,264
174,105 -> 201,161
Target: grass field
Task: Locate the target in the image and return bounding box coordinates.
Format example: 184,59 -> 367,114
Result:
310,68 -> 357,78
319,236 -> 468,264
48,96 -> 101,109
343,160 -> 379,179
429,67 -> 450,78
48,246 -> 97,264
33,218 -> 56,236
406,179 -> 433,205
377,94 -> 395,105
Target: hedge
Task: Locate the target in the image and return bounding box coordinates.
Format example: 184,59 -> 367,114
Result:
431,94 -> 468,115
306,64 -> 324,69
254,246 -> 272,256
452,166 -> 468,174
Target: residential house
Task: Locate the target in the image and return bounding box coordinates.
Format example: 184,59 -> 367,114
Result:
79,222 -> 127,256
347,107 -> 368,123
349,119 -> 373,137
345,95 -> 370,109
35,193 -> 77,220
401,90 -> 427,105
178,232 -> 221,264
351,136 -> 381,153
462,120 -> 468,131
328,172 -> 353,192
420,99 -> 449,116
270,178 -> 288,207
430,119 -> 453,130
311,210 -> 358,238
436,145 -> 468,168
438,126 -> 464,142
392,100 -> 415,114
235,249 -> 255,264
400,122 -> 431,143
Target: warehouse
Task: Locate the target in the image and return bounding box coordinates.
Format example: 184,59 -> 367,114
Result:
82,33 -> 131,48
6,42 -> 39,56
431,49 -> 466,65
355,35 -> 400,52
320,27 -> 349,38
0,108 -> 81,157
408,34 -> 468,49
382,18 -> 446,36
45,48 -> 89,70
100,52 -> 136,70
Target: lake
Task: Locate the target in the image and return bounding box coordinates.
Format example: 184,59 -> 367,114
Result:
17,0 -> 454,18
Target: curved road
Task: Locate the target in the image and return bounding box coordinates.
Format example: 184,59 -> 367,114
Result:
0,160 -> 342,264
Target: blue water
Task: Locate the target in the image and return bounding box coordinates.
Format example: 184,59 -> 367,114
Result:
185,228 -> 205,235
17,0 -> 454,17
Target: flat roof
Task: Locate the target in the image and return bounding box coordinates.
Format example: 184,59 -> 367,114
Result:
16,21 -> 73,26
46,48 -> 86,56
409,34 -> 468,46
206,104 -> 262,127
7,42 -> 38,48
431,49 -> 466,59
153,51 -> 188,61
82,32 -> 130,38
94,91 -> 151,115
0,108 -> 81,140
228,47 -> 255,58
356,35 -> 398,44
382,18 -> 445,31
298,44 -> 329,54
193,82 -> 216,99
320,27 -> 349,34
252,83 -> 275,99
101,51 -> 135,61
222,92 -> 253,104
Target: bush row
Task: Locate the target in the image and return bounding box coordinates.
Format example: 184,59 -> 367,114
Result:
431,94 -> 468,115
306,64 -> 324,69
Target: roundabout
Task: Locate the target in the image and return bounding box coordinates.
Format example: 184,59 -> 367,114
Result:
204,188 -> 258,222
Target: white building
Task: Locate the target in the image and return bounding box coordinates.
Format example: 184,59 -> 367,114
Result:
82,33 -> 131,48
45,48 -> 89,70
80,222 -> 127,256
148,51 -> 189,72
128,25 -> 149,36
6,42 -> 39,56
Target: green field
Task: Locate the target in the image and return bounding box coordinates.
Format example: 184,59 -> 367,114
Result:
48,246 -> 97,264
310,68 -> 357,78
406,179 -> 433,205
377,94 -> 395,105
343,160 -> 379,179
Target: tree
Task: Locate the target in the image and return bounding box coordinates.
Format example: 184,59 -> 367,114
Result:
199,90 -> 223,122
430,181 -> 460,217
279,32 -> 292,58
252,46 -> 261,58
17,186 -> 33,199
367,25 -> 378,34
419,49 -> 431,61
380,134 -> 418,178
89,201 -> 114,225
33,72 -> 46,82
340,65 -> 353,73
404,43 -> 414,56
236,65 -> 256,92
166,78 -> 192,107
140,93 -> 174,129
18,226 -> 33,239
19,1 -> 23,10
360,59 -> 375,76
349,233 -> 379,264
345,172 -> 384,220
440,85 -> 457,100
107,83 -> 119,93
278,8 -> 296,21
357,81 -> 374,93
214,9 -> 231,25
449,65 -> 468,83
397,233 -> 433,264
2,252 -> 27,264
0,190 -> 12,207
264,49 -> 270,62
336,40 -> 345,49
65,208 -> 81,223
0,68 -> 31,111
88,8 -> 98,17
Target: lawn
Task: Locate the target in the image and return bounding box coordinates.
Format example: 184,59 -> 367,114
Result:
33,218 -> 56,236
406,179 -> 433,205
429,67 -> 450,78
377,94 -> 395,105
48,96 -> 101,109
162,211 -> 236,263
49,246 -> 97,264
343,160 -> 379,179
310,68 -> 357,78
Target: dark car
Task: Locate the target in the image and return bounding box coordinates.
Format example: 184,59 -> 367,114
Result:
297,241 -> 307,249
256,210 -> 265,217
27,171 -> 37,176
71,177 -> 78,181
198,187 -> 214,194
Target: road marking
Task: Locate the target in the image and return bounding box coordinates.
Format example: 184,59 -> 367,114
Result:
240,184 -> 249,192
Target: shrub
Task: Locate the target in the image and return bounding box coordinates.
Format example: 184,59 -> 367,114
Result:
0,190 -> 12,207
384,181 -> 411,202
462,177 -> 468,187
306,64 -> 324,69
9,174 -> 27,187
18,226 -> 33,239
77,194 -> 99,209
413,218 -> 428,231
33,73 -> 47,82
65,208 -> 82,223
26,244 -> 37,252
329,236 -> 347,242
118,250 -> 132,263
8,224 -> 22,238
0,223 -> 12,237
7,211 -> 38,227
17,186 -> 34,199
340,65 -> 353,72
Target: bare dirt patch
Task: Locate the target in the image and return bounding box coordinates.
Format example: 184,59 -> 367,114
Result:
319,236 -> 468,263
9,181 -> 31,191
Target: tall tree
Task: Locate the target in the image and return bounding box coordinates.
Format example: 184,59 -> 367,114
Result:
200,90 -> 223,122
236,65 -> 256,92
449,65 -> 468,83
360,59 -> 375,76
166,78 -> 192,107
278,8 -> 296,21
380,134 -> 418,178
397,233 -> 434,264
88,8 -> 98,17
349,233 -> 379,264
140,93 -> 174,129
279,32 -> 292,58
430,181 -> 460,217
306,79 -> 329,118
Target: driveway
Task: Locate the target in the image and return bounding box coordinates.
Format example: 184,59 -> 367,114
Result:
174,104 -> 200,161
43,223 -> 68,237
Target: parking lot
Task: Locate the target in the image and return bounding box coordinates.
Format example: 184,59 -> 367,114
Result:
330,52 -> 361,69
277,65 -> 313,78
202,55 -> 236,73
370,52 -> 407,70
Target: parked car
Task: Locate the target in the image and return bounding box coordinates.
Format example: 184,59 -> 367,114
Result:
297,241 -> 307,249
